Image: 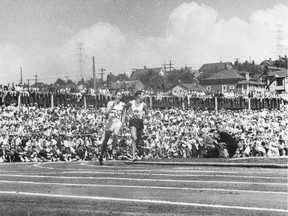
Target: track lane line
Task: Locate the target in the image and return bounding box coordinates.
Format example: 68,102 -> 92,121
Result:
3,170 -> 285,180
0,174 -> 287,186
0,191 -> 286,213
0,180 -> 287,195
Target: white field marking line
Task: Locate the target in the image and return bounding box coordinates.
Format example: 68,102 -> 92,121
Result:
7,171 -> 287,180
55,171 -> 286,179
33,163 -> 95,171
21,160 -> 281,172
80,163 -> 287,174
29,170 -> 285,180
228,156 -> 288,161
1,180 -> 287,195
33,163 -> 55,170
4,161 -> 286,176
120,170 -> 288,176
0,174 -> 287,186
0,191 -> 287,213
24,165 -> 288,178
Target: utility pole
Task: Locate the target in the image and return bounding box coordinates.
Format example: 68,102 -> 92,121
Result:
26,79 -> 31,87
20,67 -> 23,85
234,58 -> 240,64
33,75 -> 38,85
99,67 -> 105,84
92,57 -> 96,91
168,60 -> 174,72
162,63 -> 167,91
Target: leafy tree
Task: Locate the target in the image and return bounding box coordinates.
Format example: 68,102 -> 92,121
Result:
85,78 -> 95,89
107,73 -> 115,89
106,73 -> 129,88
233,60 -> 263,81
138,69 -> 165,90
275,57 -> 288,68
116,73 -> 129,81
66,79 -> 75,85
77,78 -> 85,85
167,66 -> 197,87
55,78 -> 66,85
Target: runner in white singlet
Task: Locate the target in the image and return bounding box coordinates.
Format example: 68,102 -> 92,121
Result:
127,90 -> 147,162
99,91 -> 126,165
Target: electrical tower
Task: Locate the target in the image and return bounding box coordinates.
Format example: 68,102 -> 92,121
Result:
76,43 -> 87,81
276,24 -> 284,57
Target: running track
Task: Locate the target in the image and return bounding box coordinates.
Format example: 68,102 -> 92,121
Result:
0,161 -> 287,216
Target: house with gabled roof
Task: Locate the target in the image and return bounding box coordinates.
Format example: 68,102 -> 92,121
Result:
260,56 -> 287,69
130,67 -> 165,80
199,62 -> 234,74
260,58 -> 275,68
266,68 -> 288,93
172,82 -> 207,94
201,69 -> 264,95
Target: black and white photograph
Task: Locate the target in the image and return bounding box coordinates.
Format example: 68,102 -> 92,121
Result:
0,0 -> 287,215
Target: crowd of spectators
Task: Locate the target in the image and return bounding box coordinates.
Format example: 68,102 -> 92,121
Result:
0,101 -> 287,163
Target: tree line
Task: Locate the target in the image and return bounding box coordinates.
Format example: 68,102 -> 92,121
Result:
38,59 -> 286,92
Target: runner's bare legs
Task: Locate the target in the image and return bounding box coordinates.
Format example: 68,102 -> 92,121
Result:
130,126 -> 137,161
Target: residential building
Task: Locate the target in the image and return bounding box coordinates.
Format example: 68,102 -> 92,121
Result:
266,69 -> 288,93
130,67 -> 165,80
198,62 -> 234,76
172,82 -> 207,94
201,69 -> 264,95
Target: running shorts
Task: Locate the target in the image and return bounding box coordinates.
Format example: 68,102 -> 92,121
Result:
129,119 -> 144,130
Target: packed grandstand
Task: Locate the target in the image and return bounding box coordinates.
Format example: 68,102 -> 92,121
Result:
0,84 -> 287,163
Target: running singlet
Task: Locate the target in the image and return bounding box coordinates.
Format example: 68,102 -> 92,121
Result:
107,101 -> 125,120
130,100 -> 145,119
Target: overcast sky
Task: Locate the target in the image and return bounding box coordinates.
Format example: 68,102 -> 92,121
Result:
0,0 -> 287,84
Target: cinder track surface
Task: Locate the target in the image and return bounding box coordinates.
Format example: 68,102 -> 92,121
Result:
0,160 -> 287,216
